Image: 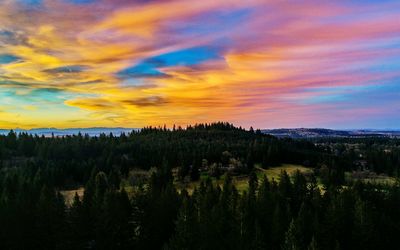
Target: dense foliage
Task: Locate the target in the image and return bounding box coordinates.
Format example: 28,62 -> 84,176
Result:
0,122 -> 399,249
0,122 -> 326,188
2,122 -> 398,188
1,165 -> 400,249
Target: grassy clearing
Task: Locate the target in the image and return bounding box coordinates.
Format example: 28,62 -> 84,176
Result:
260,164 -> 313,180
345,172 -> 397,186
238,164 -> 314,192
60,165 -> 313,202
361,177 -> 397,185
175,164 -> 313,193
61,165 -> 398,201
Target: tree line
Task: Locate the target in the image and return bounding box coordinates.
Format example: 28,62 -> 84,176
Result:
0,122 -> 327,188
3,122 -> 398,188
1,163 -> 400,249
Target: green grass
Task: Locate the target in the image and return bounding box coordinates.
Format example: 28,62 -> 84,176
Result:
175,164 -> 313,193
345,172 -> 397,186
62,165 -> 399,203
260,164 -> 314,180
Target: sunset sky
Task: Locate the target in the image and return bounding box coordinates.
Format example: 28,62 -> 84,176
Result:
0,0 -> 399,129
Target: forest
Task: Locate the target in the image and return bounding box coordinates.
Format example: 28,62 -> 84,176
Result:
1,122 -> 400,249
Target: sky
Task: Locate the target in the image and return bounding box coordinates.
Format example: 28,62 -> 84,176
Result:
0,0 -> 399,129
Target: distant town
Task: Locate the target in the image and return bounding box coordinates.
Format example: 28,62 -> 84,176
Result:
263,128 -> 400,138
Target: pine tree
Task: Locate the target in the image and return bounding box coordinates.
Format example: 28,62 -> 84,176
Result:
279,170 -> 292,199
108,168 -> 121,190
307,236 -> 319,250
272,200 -> 291,248
35,186 -> 65,250
246,149 -> 255,171
282,220 -> 300,250
95,188 -> 132,250
168,194 -> 198,249
68,192 -> 87,249
190,162 -> 200,181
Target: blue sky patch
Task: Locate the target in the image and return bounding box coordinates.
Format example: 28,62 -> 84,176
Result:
0,54 -> 20,64
18,0 -> 42,6
66,0 -> 96,4
116,62 -> 167,79
147,46 -> 221,67
117,46 -> 220,79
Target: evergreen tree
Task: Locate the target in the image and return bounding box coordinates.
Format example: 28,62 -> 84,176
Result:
168,193 -> 198,249
35,186 -> 66,250
307,236 -> 319,250
190,162 -> 200,181
282,220 -> 300,250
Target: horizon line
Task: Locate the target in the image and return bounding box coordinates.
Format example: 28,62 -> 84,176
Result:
1,127 -> 400,132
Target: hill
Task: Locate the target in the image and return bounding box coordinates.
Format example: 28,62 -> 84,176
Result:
0,127 -> 137,137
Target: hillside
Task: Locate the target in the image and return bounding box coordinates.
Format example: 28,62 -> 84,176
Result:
263,128 -> 400,138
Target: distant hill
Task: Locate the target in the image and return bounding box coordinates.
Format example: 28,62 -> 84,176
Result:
1,126 -> 399,138
262,128 -> 400,138
0,127 -> 137,137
